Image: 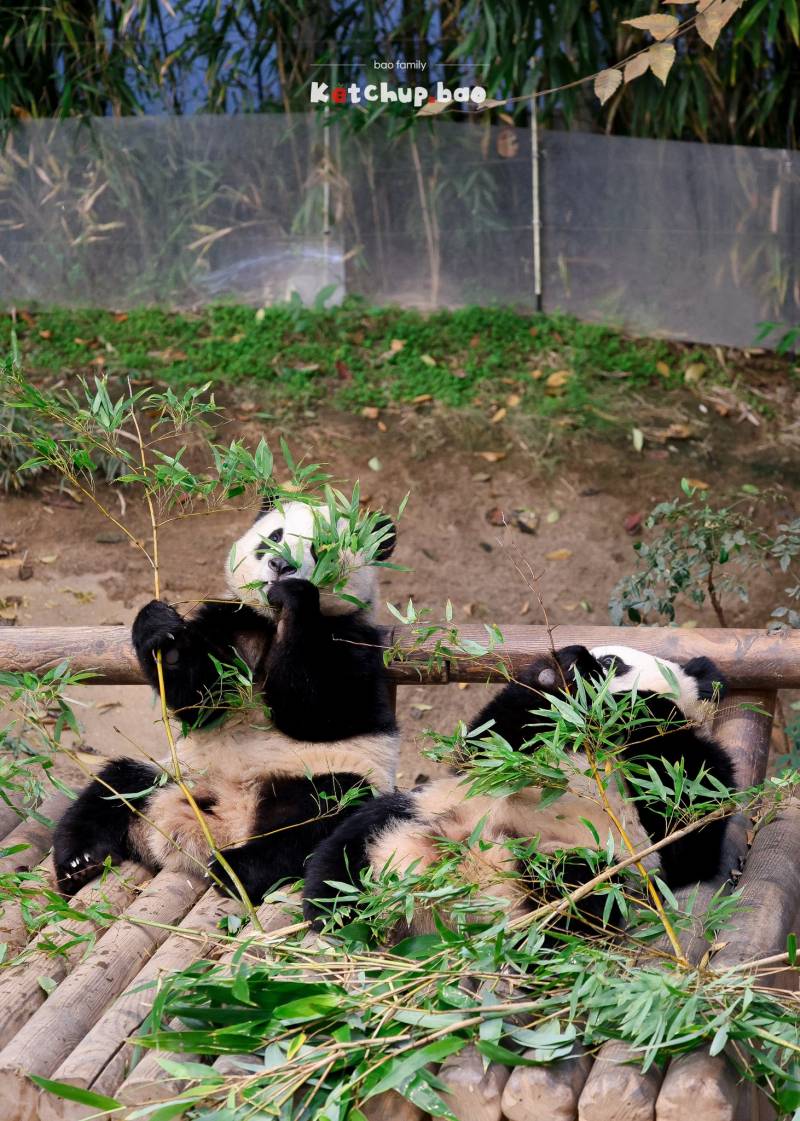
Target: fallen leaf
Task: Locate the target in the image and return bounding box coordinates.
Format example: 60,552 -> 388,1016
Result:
491,408 -> 507,424
515,510 -> 539,534
685,478 -> 710,489
470,335 -> 480,348
457,682 -> 470,690
519,600 -> 530,616
39,329 -> 52,340
684,361 -> 706,384
632,427 -> 645,452
681,619 -> 699,628
486,507 -> 507,527
292,362 -> 320,373
335,359 -> 352,380
546,548 -> 572,561
648,42 -> 676,83
656,360 -> 670,376
580,600 -> 593,613
377,420 -> 388,432
477,451 -> 506,463
420,354 -> 436,367
624,512 -> 644,535
506,393 -> 521,408
410,703 -> 432,712
112,312 -> 128,323
594,68 -> 623,105
412,393 -> 432,404
623,13 -> 679,39
38,554 -> 58,563
546,369 -> 571,389
18,310 -> 35,327
665,423 -> 692,439
546,509 -> 560,524
472,472 -> 491,482
368,457 -> 382,472
530,369 -> 543,380
361,406 -> 380,420
390,338 -> 405,353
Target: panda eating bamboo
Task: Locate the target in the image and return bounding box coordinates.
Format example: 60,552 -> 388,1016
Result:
53,495 -> 399,901
303,644 -> 736,936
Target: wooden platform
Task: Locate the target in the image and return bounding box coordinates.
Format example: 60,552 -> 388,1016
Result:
1,625 -> 798,1120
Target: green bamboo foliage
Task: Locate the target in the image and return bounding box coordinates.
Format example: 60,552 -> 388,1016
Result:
1,1 -> 797,148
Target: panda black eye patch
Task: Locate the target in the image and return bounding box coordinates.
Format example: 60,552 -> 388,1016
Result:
255,527 -> 284,558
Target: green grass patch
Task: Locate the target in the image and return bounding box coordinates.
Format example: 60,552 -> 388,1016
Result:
3,301 -> 700,427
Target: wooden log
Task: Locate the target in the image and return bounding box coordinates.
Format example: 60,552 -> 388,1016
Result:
2,625 -> 800,688
0,869 -> 206,1121
501,1043 -> 592,1121
437,1044 -> 510,1121
115,894 -> 301,1107
578,1042 -> 663,1121
0,798 -> 25,844
0,790 -> 72,875
712,798 -> 800,971
715,690 -> 776,787
0,861 -> 149,1048
38,888 -> 238,1121
656,1048 -> 740,1121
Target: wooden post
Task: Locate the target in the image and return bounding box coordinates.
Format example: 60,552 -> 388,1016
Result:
38,888 -> 239,1121
501,1043 -> 592,1120
0,862 -> 149,1048
0,870 -> 206,1121
0,790 -> 72,875
437,1044 -> 510,1121
2,625 -> 800,687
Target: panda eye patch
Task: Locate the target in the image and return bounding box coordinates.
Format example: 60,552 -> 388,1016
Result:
255,527 -> 284,558
268,528 -> 284,544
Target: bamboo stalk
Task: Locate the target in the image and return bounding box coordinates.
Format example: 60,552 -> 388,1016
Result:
2,625 -> 800,687
0,870 -> 206,1121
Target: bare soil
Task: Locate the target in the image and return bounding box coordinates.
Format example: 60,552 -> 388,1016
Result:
1,400 -> 797,782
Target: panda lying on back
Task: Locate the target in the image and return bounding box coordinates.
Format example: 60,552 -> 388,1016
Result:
304,644 -> 735,934
54,497 -> 398,901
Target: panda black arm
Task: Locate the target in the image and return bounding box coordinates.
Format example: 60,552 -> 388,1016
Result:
208,772 -> 379,902
263,579 -> 396,741
621,702 -> 736,888
132,599 -> 272,727
53,759 -> 159,895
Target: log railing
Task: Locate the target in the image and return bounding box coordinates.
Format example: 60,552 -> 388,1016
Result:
0,625 -> 796,1121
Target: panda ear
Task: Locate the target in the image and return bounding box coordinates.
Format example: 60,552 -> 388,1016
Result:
683,656 -> 728,700
373,515 -> 397,561
258,489 -> 278,518
555,645 -> 602,685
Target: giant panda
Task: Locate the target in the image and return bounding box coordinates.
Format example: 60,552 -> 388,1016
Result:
53,496 -> 399,901
303,644 -> 735,935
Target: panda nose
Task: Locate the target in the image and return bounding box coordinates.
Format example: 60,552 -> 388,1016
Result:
268,556 -> 297,578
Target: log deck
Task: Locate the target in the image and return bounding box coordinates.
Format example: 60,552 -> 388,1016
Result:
0,625 -> 797,1121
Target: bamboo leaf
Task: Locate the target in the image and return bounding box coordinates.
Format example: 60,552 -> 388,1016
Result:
624,54 -> 651,83
647,43 -> 677,83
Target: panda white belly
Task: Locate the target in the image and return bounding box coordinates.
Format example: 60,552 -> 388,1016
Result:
129,720 -> 399,875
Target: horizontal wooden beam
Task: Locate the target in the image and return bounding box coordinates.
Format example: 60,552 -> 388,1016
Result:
0,624 -> 797,687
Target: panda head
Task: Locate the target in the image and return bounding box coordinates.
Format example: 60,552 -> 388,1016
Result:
588,644 -> 727,727
225,497 -> 397,617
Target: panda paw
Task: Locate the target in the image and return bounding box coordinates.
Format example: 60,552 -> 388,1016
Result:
55,848 -> 110,896
266,578 -> 320,615
207,847 -> 263,902
132,600 -> 185,661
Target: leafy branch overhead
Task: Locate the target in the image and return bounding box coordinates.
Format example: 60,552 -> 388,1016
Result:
594,0 -> 746,105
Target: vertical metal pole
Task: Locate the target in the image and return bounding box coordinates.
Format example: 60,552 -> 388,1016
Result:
322,103 -> 332,292
531,95 -> 543,313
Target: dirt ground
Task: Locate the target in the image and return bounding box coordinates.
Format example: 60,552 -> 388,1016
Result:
1,399 -> 797,784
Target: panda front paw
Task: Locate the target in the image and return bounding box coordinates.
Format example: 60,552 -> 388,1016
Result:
207,847 -> 264,902
267,577 -> 320,615
132,600 -> 186,663
54,847 -> 112,896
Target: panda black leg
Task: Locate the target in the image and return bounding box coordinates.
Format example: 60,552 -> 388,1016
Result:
303,792 -> 419,929
53,759 -> 158,895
